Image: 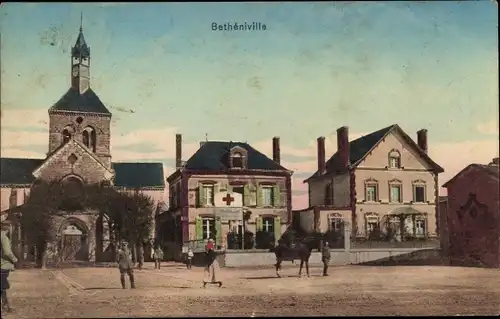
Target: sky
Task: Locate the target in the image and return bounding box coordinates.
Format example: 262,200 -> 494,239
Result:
1,2 -> 498,209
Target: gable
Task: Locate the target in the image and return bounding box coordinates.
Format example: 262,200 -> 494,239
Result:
33,139 -> 113,183
183,141 -> 289,172
357,129 -> 434,170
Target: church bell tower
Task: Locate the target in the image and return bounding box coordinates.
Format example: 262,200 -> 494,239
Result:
71,14 -> 91,94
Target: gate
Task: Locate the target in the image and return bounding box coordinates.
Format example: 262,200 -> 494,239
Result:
61,225 -> 84,262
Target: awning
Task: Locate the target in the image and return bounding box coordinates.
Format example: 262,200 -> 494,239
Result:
389,207 -> 426,216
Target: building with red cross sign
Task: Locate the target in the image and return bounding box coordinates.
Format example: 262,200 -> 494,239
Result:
158,135 -> 293,258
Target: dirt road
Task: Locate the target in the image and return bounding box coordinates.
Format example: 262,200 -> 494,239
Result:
4,264 -> 500,317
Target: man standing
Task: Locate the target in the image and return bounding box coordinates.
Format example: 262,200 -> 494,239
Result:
116,240 -> 135,289
322,240 -> 331,276
153,246 -> 163,269
203,239 -> 222,288
1,219 -> 18,313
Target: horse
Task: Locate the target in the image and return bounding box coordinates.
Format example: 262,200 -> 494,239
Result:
270,236 -> 318,278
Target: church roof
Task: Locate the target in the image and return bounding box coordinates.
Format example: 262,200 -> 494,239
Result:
182,141 -> 289,172
112,162 -> 165,188
49,87 -> 111,114
305,124 -> 444,182
0,158 -> 164,188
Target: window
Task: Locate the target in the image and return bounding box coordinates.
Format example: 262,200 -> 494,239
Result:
328,214 -> 342,232
232,152 -> 243,168
324,183 -> 333,205
413,183 -> 426,203
389,183 -> 402,203
388,150 -> 401,168
261,186 -> 273,207
62,129 -> 71,144
365,213 -> 380,237
82,126 -> 96,152
415,218 -> 426,237
202,217 -> 216,240
232,186 -> 245,206
201,184 -> 214,206
262,216 -> 275,233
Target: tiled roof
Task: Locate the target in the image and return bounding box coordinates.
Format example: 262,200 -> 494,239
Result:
305,124 -> 444,182
306,125 -> 394,180
0,158 -> 164,188
443,163 -> 499,188
0,158 -> 44,185
112,162 -> 165,188
49,88 -> 111,114
183,141 -> 288,172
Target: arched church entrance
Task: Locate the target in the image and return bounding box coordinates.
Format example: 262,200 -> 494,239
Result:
59,218 -> 90,262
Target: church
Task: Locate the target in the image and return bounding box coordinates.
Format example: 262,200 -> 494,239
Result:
0,22 -> 165,262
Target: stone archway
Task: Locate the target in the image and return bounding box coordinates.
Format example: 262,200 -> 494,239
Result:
58,217 -> 90,262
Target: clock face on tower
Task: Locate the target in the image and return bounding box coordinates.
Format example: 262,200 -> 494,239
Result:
72,66 -> 79,77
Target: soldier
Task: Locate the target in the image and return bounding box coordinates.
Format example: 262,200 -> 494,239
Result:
1,219 -> 17,313
322,240 -> 331,276
153,246 -> 163,269
116,240 -> 135,289
203,239 -> 222,288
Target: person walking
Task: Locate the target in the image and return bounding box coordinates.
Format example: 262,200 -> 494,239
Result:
153,246 -> 163,270
203,239 -> 222,288
116,240 -> 135,289
322,240 -> 331,276
186,248 -> 194,269
1,219 -> 18,313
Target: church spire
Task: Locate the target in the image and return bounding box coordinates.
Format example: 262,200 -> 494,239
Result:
72,13 -> 90,59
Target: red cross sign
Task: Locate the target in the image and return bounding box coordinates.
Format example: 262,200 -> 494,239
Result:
222,194 -> 235,206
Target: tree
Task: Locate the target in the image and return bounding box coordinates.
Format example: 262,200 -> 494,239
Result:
19,180 -> 156,267
20,180 -> 63,268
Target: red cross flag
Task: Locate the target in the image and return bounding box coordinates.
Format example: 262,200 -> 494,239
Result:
214,191 -> 243,207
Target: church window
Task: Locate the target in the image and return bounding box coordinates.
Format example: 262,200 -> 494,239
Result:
76,117 -> 83,124
62,129 -> 72,145
83,126 -> 96,152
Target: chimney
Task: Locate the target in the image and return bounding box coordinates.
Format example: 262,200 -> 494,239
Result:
175,134 -> 182,169
317,137 -> 326,175
337,126 -> 350,169
272,137 -> 280,164
417,129 -> 428,153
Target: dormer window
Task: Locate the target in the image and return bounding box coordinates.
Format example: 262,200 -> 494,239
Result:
388,149 -> 401,169
232,152 -> 243,168
229,146 -> 247,169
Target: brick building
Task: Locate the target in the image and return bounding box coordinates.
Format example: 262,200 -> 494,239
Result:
442,158 -> 500,268
158,135 -> 292,259
0,22 -> 165,262
297,124 -> 444,243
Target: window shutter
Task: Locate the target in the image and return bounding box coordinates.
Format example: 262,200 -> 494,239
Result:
195,216 -> 203,240
256,184 -> 263,207
243,184 -> 250,206
215,217 -> 222,246
272,185 -> 281,207
256,216 -> 263,232
198,184 -> 205,207
424,217 -> 429,238
274,216 -> 281,245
